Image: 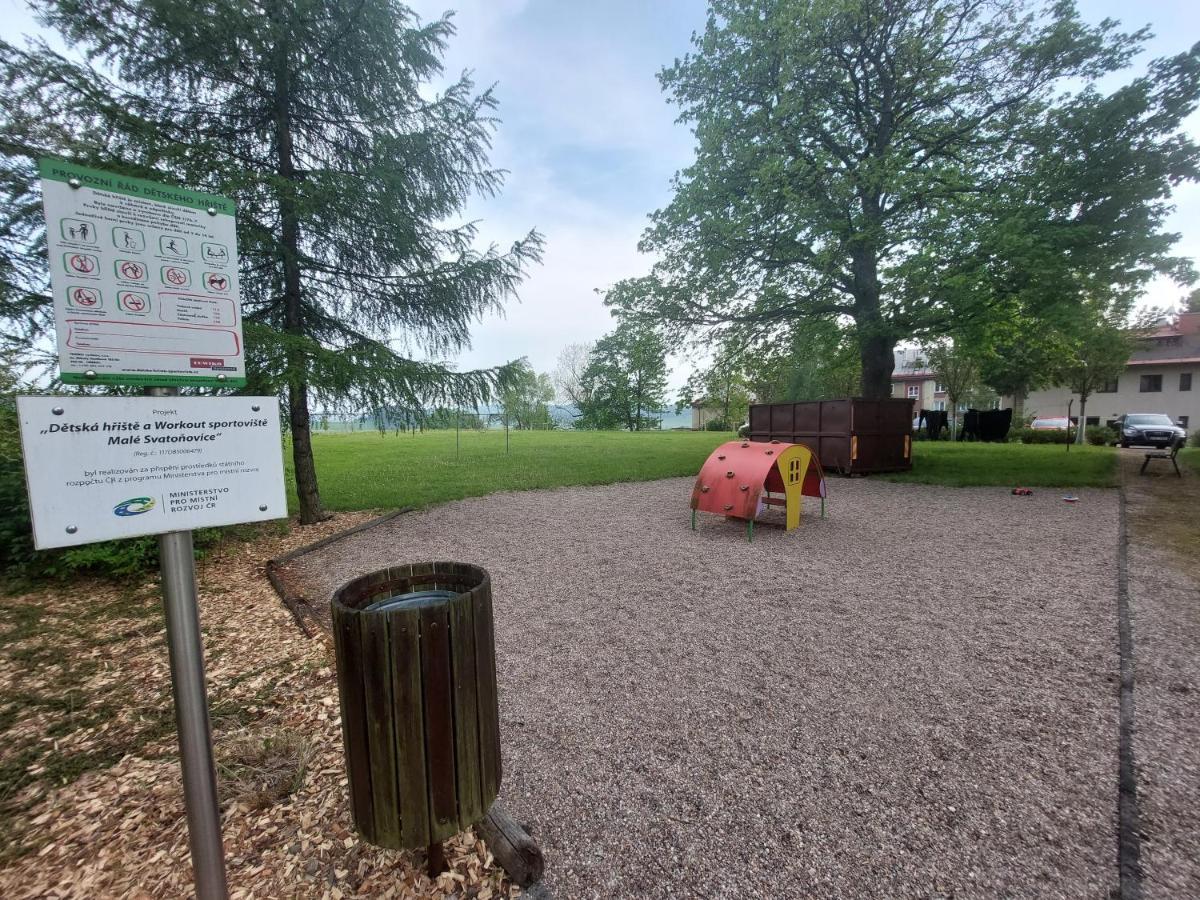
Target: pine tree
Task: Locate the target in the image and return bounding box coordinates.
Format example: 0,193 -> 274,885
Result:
0,0 -> 542,522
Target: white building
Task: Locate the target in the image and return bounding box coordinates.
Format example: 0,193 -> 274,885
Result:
1024,311 -> 1200,432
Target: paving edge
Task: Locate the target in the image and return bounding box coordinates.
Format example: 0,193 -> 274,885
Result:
265,507 -> 413,637
1116,474 -> 1143,900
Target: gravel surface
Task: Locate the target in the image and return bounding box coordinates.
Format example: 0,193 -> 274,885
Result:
293,477 -> 1121,899
1123,463 -> 1200,899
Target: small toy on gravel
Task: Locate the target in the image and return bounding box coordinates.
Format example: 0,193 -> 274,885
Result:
1011,487 -> 1033,496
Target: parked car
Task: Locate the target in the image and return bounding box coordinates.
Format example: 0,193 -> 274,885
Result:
1115,413 -> 1186,449
1029,416 -> 1072,431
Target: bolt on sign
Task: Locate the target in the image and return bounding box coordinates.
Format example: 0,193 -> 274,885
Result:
40,158 -> 245,387
17,395 -> 288,549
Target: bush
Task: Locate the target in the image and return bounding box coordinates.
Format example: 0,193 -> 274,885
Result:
1016,427 -> 1071,444
704,418 -> 731,431
1085,425 -> 1114,446
1190,430 -> 1200,448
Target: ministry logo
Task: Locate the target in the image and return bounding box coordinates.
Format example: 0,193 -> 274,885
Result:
113,497 -> 156,517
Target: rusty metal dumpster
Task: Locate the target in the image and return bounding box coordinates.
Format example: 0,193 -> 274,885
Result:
748,399 -> 914,474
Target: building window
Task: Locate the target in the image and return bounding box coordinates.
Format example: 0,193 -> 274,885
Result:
1179,415 -> 1190,429
1140,374 -> 1163,393
934,382 -> 946,393
934,400 -> 945,411
906,384 -> 919,398
1085,416 -> 1099,427
1181,373 -> 1192,392
1098,378 -> 1118,393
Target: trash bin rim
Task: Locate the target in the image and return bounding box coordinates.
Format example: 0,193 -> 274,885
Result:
331,561 -> 491,615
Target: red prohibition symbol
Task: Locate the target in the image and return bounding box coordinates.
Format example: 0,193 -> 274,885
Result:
165,267 -> 188,286
72,287 -> 98,307
69,254 -> 96,274
120,261 -> 145,280
121,293 -> 146,312
206,273 -> 228,291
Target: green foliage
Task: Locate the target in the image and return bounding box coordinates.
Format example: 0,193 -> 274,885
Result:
606,0 -> 1200,397
1016,427 -> 1072,445
0,0 -> 542,522
499,363 -> 555,430
1189,430 -> 1200,448
578,322 -> 669,430
704,418 -> 731,432
0,359 -> 33,576
738,318 -> 861,403
1086,425 -> 1115,446
420,407 -> 485,431
676,345 -> 752,429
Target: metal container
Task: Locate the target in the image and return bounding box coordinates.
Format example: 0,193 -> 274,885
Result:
331,562 -> 501,851
748,399 -> 914,474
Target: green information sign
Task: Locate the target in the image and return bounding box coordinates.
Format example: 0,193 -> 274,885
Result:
40,159 -> 245,387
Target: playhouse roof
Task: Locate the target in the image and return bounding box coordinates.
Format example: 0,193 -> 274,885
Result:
690,440 -> 825,521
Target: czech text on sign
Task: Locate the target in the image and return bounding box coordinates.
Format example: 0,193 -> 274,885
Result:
40,159 -> 245,387
18,396 -> 287,549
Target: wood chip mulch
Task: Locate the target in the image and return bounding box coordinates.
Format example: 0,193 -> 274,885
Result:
0,512 -> 520,899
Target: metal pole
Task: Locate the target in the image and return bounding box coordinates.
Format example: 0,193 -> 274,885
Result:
456,408 -> 461,460
1067,398 -> 1073,453
148,386 -> 229,900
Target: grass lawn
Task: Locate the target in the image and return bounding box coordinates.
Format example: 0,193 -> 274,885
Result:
290,429 -> 1123,511
289,428 -> 730,511
880,441 -> 1118,488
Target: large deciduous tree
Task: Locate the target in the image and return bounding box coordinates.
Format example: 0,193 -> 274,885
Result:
579,322 -> 668,431
0,0 -> 542,522
607,0 -> 1200,399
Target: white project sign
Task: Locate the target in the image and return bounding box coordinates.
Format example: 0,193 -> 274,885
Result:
18,396 -> 287,549
40,158 -> 245,387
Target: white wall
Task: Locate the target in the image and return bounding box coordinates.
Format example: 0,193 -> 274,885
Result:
1024,364 -> 1199,430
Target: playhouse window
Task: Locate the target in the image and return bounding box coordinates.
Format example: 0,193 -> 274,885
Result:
788,458 -> 801,484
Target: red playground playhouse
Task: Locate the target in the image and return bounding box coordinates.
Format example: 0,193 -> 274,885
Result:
690,440 -> 827,540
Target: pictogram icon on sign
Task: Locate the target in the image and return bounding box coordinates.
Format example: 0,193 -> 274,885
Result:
159,235 -> 189,258
113,227 -> 145,252
118,291 -> 150,314
202,242 -> 229,264
118,260 -> 147,281
61,217 -> 98,244
162,266 -> 190,287
204,272 -> 229,293
69,286 -> 100,308
67,253 -> 98,275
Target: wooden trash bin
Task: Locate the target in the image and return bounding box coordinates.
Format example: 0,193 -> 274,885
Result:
331,562 -> 501,855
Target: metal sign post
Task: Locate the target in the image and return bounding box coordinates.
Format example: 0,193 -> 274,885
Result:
148,385 -> 229,900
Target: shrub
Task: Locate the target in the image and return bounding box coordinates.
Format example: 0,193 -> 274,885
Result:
1016,427 -> 1071,444
704,418 -> 731,431
1190,430 -> 1200,448
1085,425 -> 1114,446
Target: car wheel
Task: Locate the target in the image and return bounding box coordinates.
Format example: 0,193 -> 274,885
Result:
1120,441 -> 1129,449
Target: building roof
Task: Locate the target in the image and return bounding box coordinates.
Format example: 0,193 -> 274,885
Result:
1130,313 -> 1200,365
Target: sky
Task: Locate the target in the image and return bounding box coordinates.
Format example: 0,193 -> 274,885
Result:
3,0 -> 1200,395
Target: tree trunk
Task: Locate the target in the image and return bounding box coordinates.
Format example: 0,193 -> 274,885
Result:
1011,390 -> 1026,423
850,233 -> 894,400
273,24 -> 325,524
1077,393 -> 1087,444
858,330 -> 895,400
